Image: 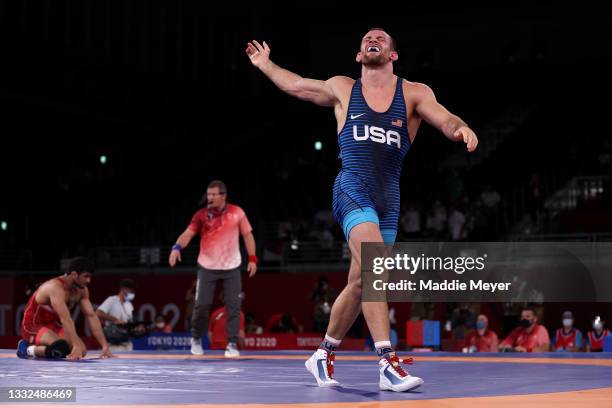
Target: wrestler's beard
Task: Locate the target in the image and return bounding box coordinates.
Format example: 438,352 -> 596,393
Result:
73,281 -> 85,289
361,53 -> 387,67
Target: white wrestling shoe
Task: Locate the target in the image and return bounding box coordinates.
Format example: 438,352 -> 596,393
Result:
224,342 -> 240,358
379,354 -> 424,392
305,348 -> 340,387
190,338 -> 204,355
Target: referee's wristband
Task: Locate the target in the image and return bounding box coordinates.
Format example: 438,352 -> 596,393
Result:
172,244 -> 182,252
248,254 -> 258,264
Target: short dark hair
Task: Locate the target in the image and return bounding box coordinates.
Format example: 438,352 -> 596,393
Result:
68,257 -> 95,275
366,27 -> 396,51
119,278 -> 137,291
522,306 -> 537,316
207,180 -> 227,194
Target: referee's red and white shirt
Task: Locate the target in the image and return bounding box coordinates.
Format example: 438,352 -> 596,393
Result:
188,204 -> 252,270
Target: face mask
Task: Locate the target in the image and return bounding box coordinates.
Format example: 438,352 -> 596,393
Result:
519,319 -> 532,328
562,319 -> 573,328
593,322 -> 603,331
125,292 -> 135,302
476,321 -> 486,330
156,322 -> 165,329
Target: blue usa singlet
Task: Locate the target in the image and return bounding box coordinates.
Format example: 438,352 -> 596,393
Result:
332,76 -> 411,243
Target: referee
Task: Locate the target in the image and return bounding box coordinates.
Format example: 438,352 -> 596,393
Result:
169,180 -> 257,357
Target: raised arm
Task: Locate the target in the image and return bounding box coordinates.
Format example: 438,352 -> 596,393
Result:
246,40 -> 339,107
412,83 -> 478,152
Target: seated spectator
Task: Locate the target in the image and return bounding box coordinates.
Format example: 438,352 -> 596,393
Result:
463,314 -> 499,352
499,307 -> 550,352
208,306 -> 245,349
265,313 -> 302,333
151,315 -> 173,334
96,279 -> 137,351
245,312 -> 263,335
552,311 -> 583,352
586,316 -> 609,352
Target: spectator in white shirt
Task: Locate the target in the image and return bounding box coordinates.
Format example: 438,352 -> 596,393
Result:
96,279 -> 137,351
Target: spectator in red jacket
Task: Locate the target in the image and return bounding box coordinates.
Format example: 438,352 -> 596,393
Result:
463,314 -> 499,352
499,307 -> 550,352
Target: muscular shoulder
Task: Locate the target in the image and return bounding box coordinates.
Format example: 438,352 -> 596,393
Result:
36,278 -> 63,303
403,80 -> 435,102
328,76 -> 354,85
41,277 -> 63,295
327,76 -> 354,96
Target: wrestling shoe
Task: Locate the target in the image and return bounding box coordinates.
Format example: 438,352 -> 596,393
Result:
305,348 -> 340,387
379,354 -> 423,392
190,338 -> 204,355
16,339 -> 29,359
224,342 -> 240,358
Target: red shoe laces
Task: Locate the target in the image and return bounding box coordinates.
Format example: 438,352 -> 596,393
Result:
326,352 -> 335,378
388,355 -> 413,377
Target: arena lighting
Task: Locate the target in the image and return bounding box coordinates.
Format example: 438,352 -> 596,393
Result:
314,141 -> 323,151
290,239 -> 299,250
0,221 -> 7,231
99,155 -> 107,165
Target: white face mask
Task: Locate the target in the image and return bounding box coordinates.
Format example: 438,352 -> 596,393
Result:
125,292 -> 135,302
156,322 -> 165,329
562,318 -> 573,328
593,323 -> 603,331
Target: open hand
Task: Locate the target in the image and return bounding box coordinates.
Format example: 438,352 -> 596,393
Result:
246,40 -> 271,68
454,126 -> 478,152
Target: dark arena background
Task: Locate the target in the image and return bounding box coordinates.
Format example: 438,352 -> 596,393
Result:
1,2 -> 611,407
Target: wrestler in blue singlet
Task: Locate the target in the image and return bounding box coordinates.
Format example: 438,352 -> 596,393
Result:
332,76 -> 411,244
